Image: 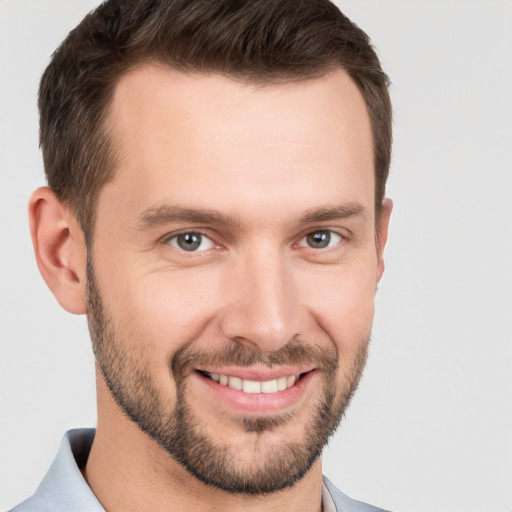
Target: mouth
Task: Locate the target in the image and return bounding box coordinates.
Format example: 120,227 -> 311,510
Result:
199,370 -> 306,394
192,366 -> 318,415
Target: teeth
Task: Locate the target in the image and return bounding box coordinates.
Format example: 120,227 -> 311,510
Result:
228,376 -> 243,390
276,376 -> 287,391
261,379 -> 277,393
286,375 -> 296,387
205,372 -> 301,394
243,380 -> 261,393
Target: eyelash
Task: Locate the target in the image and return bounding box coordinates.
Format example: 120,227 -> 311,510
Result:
164,230 -> 217,253
163,228 -> 347,254
297,230 -> 344,250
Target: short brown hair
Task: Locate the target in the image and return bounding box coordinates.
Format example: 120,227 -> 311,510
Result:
39,0 -> 392,238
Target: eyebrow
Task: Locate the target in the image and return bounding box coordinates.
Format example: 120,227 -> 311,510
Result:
299,202 -> 368,224
136,202 -> 367,231
136,206 -> 240,229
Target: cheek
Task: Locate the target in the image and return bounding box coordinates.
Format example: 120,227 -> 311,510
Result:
303,260 -> 377,350
105,266 -> 224,356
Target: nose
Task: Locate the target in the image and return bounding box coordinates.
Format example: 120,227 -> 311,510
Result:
219,246 -> 307,353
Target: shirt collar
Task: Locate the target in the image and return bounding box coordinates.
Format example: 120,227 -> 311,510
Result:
31,429 -> 337,512
30,428 -> 104,511
322,479 -> 338,512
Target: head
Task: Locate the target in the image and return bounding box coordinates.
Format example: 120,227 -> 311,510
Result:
38,0 -> 391,241
31,0 -> 392,497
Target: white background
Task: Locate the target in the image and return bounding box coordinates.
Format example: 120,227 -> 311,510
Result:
1,1 -> 511,511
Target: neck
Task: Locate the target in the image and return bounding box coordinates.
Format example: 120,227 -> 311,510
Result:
83,376 -> 324,512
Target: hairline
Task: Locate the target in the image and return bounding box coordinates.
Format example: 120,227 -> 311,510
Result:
83,61 -> 383,246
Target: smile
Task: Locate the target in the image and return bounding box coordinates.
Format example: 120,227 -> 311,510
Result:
203,371 -> 302,394
195,368 -> 317,415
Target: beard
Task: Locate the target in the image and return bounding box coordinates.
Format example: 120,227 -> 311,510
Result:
86,261 -> 369,495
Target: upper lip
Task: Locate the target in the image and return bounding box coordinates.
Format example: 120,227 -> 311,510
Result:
196,365 -> 316,381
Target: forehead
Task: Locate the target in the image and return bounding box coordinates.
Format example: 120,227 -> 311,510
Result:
109,65 -> 372,156
102,64 -> 374,224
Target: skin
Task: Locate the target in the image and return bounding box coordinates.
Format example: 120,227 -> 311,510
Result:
29,65 -> 392,512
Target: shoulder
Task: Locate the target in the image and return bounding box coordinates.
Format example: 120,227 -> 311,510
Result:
8,429 -> 103,512
323,476 -> 392,512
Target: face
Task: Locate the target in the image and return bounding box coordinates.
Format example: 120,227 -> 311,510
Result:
86,65 -> 389,494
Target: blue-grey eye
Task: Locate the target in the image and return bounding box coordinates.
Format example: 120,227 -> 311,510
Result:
168,232 -> 214,252
300,230 -> 341,249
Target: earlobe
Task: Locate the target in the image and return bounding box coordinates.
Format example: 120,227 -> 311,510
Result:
376,198 -> 393,282
29,187 -> 88,314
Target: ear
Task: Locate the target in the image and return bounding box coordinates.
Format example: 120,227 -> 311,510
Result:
376,198 -> 393,282
29,187 -> 88,314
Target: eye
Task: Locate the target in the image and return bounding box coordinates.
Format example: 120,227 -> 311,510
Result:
299,230 -> 342,249
167,232 -> 215,252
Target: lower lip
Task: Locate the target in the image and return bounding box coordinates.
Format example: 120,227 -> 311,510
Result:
193,370 -> 317,415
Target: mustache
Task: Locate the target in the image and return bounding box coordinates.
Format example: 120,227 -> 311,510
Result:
171,338 -> 338,378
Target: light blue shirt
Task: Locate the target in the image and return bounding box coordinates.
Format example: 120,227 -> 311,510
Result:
10,429 -> 389,512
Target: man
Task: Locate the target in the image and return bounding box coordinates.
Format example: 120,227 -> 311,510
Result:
11,0 -> 393,510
